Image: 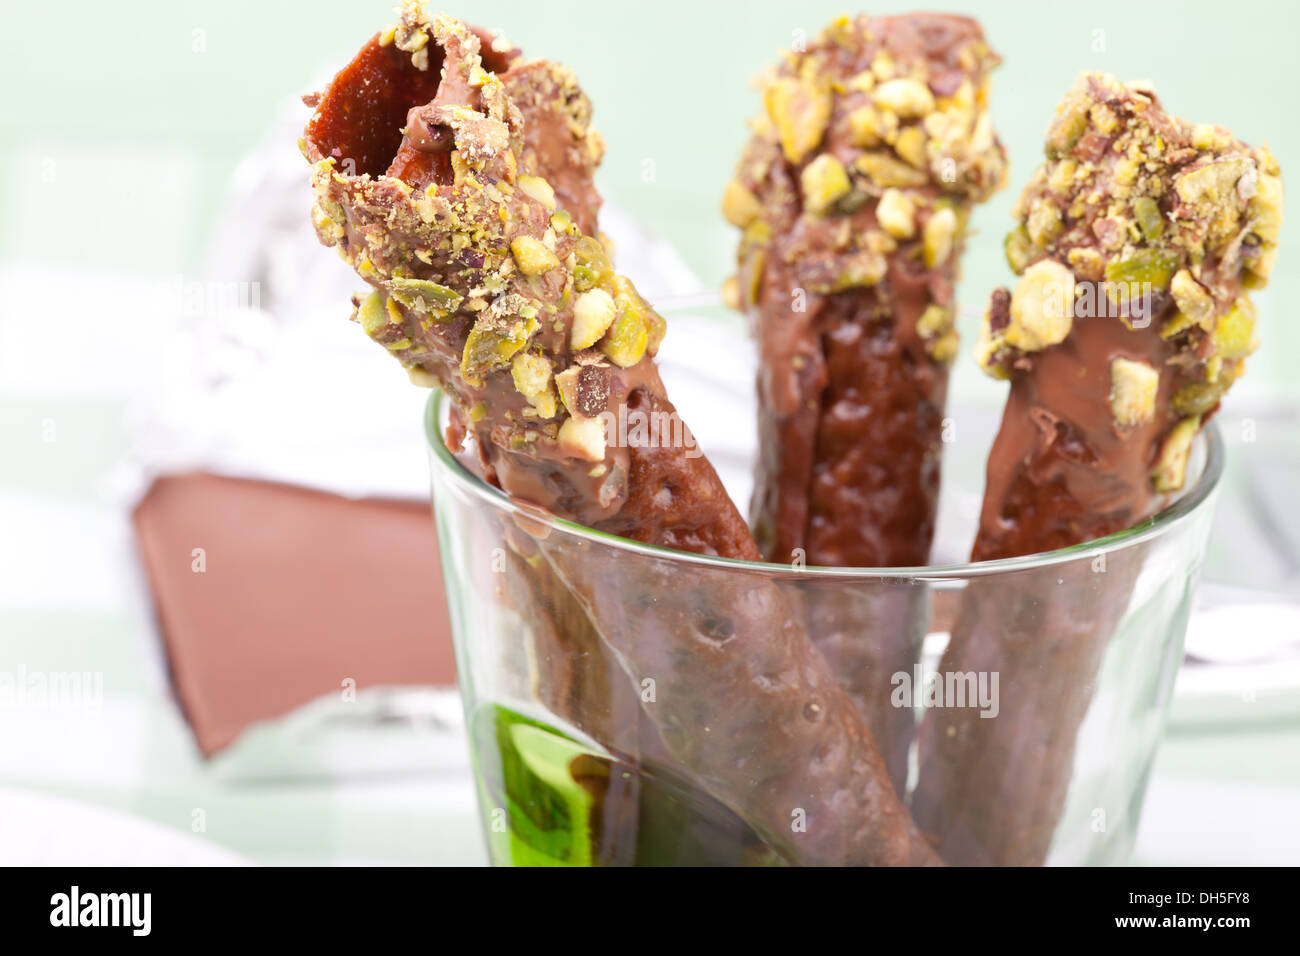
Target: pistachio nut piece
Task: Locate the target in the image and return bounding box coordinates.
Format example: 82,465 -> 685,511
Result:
510,236 -> 561,276
1152,417 -> 1201,492
801,155 -> 851,216
1006,259 -> 1075,352
570,288 -> 617,350
1109,357 -> 1159,427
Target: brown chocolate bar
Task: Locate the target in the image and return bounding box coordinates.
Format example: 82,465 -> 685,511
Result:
725,14 -> 1007,791
134,473 -> 455,756
303,4 -> 936,865
913,73 -> 1283,864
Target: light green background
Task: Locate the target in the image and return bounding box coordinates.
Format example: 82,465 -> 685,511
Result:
0,0 -> 1293,390
0,0 -> 1295,865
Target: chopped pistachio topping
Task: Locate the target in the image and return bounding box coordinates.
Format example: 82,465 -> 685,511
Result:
570,288 -> 617,349
726,14 -> 1008,371
1152,417 -> 1201,492
721,179 -> 763,228
1109,358 -> 1159,427
407,366 -> 439,387
517,175 -> 556,209
847,104 -> 894,148
1004,226 -> 1032,274
511,351 -> 557,418
801,154 -> 851,216
600,297 -> 650,367
1169,269 -> 1214,327
854,151 -> 929,188
556,415 -> 606,462
553,365 -> 581,416
721,275 -> 742,310
1005,259 -> 1075,352
923,206 -> 958,268
1104,248 -> 1179,291
975,70 -> 1282,412
872,78 -> 935,118
1132,196 -> 1163,241
357,290 -> 389,338
303,6 -> 688,478
764,77 -> 832,164
928,330 -> 960,364
572,235 -> 613,292
461,315 -> 537,387
876,188 -> 916,239
510,236 -> 561,275
389,276 -> 463,314
1212,297 -> 1257,360
916,304 -> 953,339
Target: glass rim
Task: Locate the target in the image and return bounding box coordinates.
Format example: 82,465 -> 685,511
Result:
424,389 -> 1224,580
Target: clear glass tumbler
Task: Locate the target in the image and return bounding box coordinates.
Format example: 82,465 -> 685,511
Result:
426,349 -> 1223,867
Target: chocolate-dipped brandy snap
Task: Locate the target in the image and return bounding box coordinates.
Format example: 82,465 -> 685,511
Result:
728,13 -> 1007,567
912,72 -> 1283,864
724,13 -> 1006,792
303,4 -> 644,760
302,3 -> 938,866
